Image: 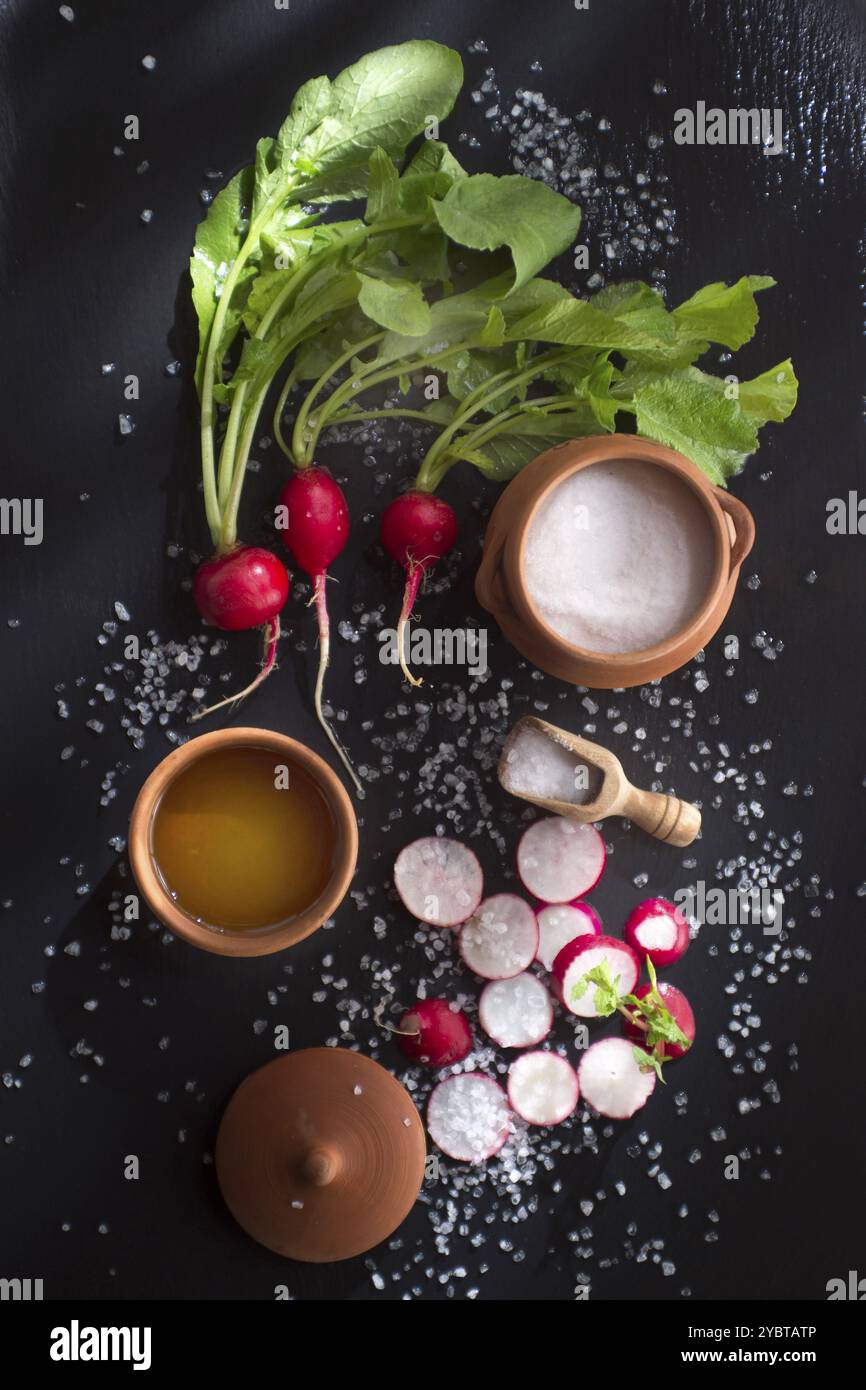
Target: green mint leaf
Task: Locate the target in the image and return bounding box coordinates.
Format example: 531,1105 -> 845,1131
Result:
432,173 -> 582,293
633,1046 -> 665,1083
569,961 -> 621,1017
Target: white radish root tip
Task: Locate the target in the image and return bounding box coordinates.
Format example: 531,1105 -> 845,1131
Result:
397,563 -> 424,688
188,616 -> 280,723
313,573 -> 362,794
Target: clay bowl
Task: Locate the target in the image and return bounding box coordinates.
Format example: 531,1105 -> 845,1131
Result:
128,727 -> 358,957
475,434 -> 755,689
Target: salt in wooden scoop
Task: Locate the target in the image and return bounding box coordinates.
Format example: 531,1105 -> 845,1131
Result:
498,716 -> 701,848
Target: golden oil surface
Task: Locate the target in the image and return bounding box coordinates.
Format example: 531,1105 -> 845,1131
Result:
152,746 -> 335,932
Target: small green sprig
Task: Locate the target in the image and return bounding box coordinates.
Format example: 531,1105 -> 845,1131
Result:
571,957 -> 692,1083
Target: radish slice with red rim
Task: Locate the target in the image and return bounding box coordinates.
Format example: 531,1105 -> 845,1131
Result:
426,1073 -> 511,1163
552,935 -> 640,1019
478,973 -> 552,1048
507,1051 -> 579,1126
624,897 -> 690,968
458,894 -> 538,980
578,1037 -> 656,1119
536,902 -> 601,971
516,817 -> 606,903
394,837 -> 483,927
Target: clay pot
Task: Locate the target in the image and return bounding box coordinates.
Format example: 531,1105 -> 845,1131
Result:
128,727 -> 358,957
215,1049 -> 426,1262
475,434 -> 755,688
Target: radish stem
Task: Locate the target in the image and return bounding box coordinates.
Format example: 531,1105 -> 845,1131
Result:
189,617 -> 281,722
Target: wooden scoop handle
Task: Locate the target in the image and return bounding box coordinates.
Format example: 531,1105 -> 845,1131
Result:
623,787 -> 701,847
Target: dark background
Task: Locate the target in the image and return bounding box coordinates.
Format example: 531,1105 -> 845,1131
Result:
1,0 -> 865,1303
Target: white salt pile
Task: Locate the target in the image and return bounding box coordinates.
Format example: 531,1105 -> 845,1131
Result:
523,459 -> 716,653
501,723 -> 602,804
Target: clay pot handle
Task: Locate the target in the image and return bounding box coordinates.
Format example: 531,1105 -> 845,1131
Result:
475,538 -> 514,619
623,787 -> 701,847
714,489 -> 756,573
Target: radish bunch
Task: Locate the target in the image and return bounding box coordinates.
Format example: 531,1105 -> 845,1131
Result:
388,817 -> 696,1152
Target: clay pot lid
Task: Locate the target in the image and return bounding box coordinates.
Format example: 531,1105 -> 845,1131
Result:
215,1048 -> 426,1263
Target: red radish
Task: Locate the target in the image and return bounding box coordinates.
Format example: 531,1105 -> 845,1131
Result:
516,817 -> 606,903
393,837 -> 483,928
536,902 -> 601,972
392,998 -> 472,1067
380,490 -> 457,687
624,897 -> 690,968
478,973 -> 552,1048
459,894 -> 538,980
507,1051 -> 579,1126
623,981 -> 695,1061
190,545 -> 288,719
578,1037 -> 656,1119
426,1072 -> 510,1163
277,467 -> 359,791
552,934 -> 640,1019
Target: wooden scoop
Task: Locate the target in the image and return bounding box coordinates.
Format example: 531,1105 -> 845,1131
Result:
498,716 -> 701,848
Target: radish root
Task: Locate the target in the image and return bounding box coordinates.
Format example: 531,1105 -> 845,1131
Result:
373,998 -> 419,1038
312,574 -> 362,793
397,562 -> 424,688
189,617 -> 280,722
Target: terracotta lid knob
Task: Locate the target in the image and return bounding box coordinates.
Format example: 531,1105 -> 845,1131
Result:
302,1145 -> 340,1187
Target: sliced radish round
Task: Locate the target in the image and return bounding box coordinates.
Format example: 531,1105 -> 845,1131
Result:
578,1037 -> 656,1119
426,1073 -> 511,1163
623,981 -> 695,1061
552,934 -> 640,1019
507,1051 -> 579,1126
516,817 -> 606,903
478,974 -> 552,1048
394,836 -> 483,927
536,902 -> 601,971
624,897 -> 689,968
459,894 -> 538,980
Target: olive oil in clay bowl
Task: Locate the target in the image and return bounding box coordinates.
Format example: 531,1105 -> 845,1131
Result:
128,728 -> 358,957
476,434 -> 756,689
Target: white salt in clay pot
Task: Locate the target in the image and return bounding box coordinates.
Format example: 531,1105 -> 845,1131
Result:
475,434 -> 755,688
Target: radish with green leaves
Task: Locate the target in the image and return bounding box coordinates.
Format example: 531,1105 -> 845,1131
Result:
187,41 -> 464,717
276,467 -> 359,789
